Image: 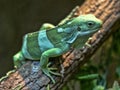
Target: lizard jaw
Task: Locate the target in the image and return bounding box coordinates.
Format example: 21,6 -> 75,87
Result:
78,29 -> 99,36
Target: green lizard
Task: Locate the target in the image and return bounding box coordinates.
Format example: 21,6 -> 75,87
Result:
13,14 -> 102,83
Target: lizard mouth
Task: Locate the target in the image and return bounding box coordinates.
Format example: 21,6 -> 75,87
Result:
78,28 -> 99,36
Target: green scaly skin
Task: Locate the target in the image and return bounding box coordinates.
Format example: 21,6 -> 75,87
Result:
13,14 -> 102,83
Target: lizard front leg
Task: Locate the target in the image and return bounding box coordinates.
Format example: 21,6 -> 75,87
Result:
40,48 -> 63,83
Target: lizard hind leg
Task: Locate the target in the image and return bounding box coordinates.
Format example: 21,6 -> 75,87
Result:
13,51 -> 25,68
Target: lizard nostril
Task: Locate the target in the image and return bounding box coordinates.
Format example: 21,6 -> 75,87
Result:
77,27 -> 81,31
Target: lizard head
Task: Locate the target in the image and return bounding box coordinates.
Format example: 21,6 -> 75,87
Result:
68,14 -> 103,36
59,14 -> 102,44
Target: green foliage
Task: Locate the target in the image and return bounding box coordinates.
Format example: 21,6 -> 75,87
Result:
93,85 -> 104,90
77,74 -> 99,80
108,81 -> 120,90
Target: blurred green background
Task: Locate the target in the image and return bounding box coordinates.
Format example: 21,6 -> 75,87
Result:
0,0 -> 83,77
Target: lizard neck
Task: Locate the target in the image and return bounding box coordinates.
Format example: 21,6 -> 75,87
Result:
46,25 -> 78,46
62,31 -> 78,44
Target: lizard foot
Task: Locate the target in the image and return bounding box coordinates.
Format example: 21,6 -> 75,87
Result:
41,63 -> 61,83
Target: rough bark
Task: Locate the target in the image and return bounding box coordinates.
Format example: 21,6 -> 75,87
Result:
0,0 -> 120,90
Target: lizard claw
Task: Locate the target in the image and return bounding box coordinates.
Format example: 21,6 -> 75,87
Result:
49,70 -> 61,76
47,62 -> 61,75
42,68 -> 56,83
85,42 -> 92,47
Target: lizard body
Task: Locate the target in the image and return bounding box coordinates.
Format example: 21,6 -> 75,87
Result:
13,14 -> 102,83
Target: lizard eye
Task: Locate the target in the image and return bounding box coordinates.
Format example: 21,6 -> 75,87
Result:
87,21 -> 95,28
77,26 -> 81,31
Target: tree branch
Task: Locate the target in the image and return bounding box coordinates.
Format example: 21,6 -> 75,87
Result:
0,0 -> 120,90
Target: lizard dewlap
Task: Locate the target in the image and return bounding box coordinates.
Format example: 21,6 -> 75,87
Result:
13,14 -> 102,83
